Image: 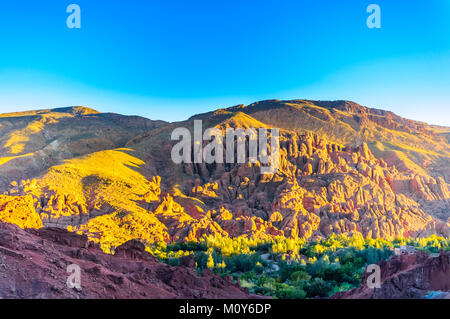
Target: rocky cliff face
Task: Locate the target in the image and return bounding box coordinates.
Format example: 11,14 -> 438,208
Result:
0,100 -> 449,252
0,221 -> 254,299
333,250 -> 450,299
179,130 -> 449,241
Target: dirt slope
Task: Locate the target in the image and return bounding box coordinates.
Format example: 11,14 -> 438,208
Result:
333,250 -> 450,299
0,221 -> 254,299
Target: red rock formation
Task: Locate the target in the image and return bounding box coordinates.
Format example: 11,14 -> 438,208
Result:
0,221 -> 255,299
334,251 -> 450,299
184,130 -> 449,241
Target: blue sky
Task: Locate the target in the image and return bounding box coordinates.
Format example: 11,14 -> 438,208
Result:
0,0 -> 449,125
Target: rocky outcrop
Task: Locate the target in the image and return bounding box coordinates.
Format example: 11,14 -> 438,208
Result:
0,195 -> 43,229
0,221 -> 255,299
181,130 -> 449,241
334,250 -> 450,299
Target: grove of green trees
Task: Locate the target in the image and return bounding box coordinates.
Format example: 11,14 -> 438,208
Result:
145,234 -> 450,299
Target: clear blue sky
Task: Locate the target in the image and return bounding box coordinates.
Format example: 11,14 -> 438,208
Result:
0,0 -> 449,125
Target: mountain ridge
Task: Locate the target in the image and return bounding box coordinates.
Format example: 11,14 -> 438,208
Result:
0,99 -> 449,253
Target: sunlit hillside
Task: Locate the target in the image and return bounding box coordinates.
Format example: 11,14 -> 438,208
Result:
0,101 -> 449,255
0,106 -> 166,191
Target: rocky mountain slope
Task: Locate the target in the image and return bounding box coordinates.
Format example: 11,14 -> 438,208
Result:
0,107 -> 166,190
333,250 -> 450,299
0,221 -> 254,299
0,100 -> 449,253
